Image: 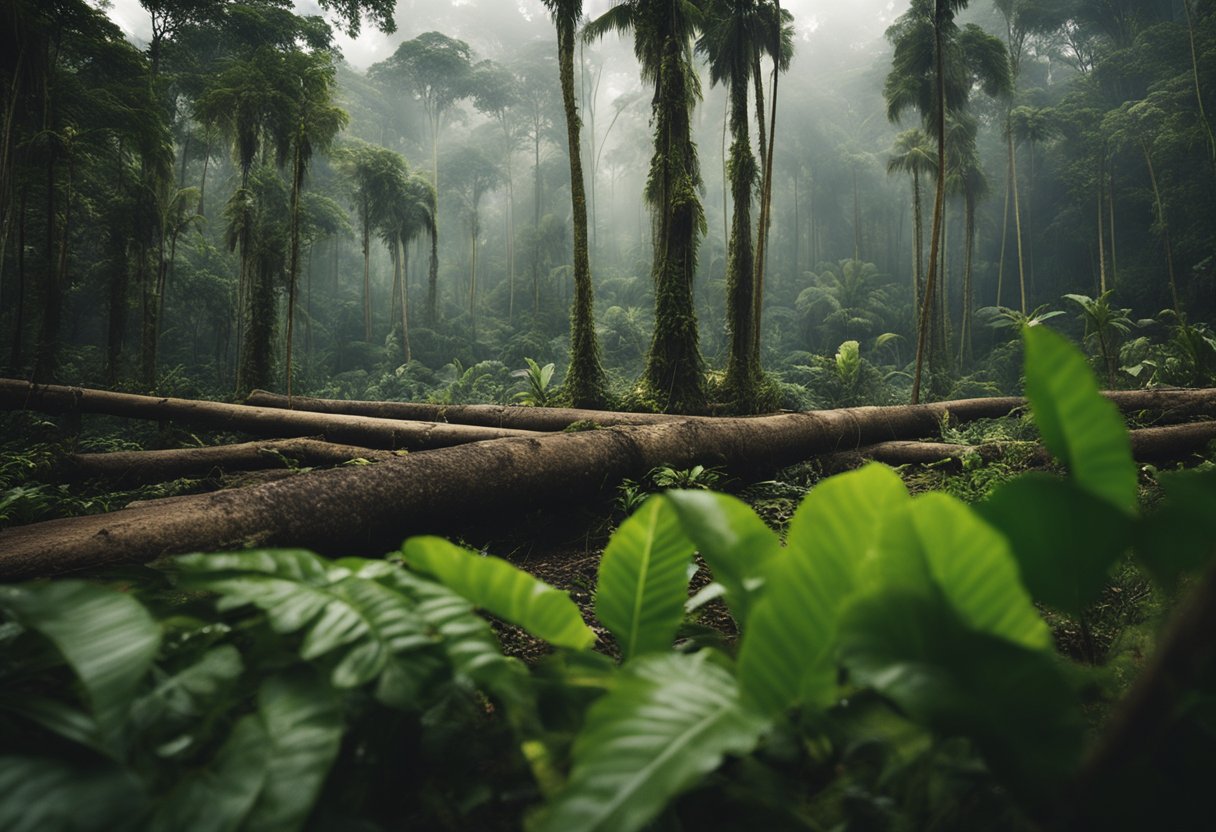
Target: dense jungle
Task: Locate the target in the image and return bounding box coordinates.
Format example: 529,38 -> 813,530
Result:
1,1 -> 1215,830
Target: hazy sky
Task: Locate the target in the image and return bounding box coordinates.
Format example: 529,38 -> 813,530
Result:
103,0 -> 905,71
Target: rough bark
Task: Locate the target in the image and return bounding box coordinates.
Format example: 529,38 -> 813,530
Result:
4,395 -> 1216,580
818,420 -> 1216,473
0,379 -> 543,449
248,386 -> 1216,432
61,437 -> 396,487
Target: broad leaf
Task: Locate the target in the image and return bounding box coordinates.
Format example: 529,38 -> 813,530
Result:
1135,469 -> 1216,586
529,652 -> 769,832
0,581 -> 160,739
244,670 -> 343,832
0,756 -> 145,832
838,590 -> 1083,799
595,496 -> 695,660
175,549 -> 434,690
666,490 -> 779,623
1023,326 -> 1136,512
872,493 -> 1051,651
737,465 -> 909,714
979,474 -> 1132,615
402,537 -> 595,650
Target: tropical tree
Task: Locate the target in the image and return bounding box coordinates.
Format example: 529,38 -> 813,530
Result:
796,260 -> 894,351
886,128 -> 936,312
884,0 -> 1010,403
1064,290 -> 1134,387
586,0 -> 708,413
378,170 -> 436,364
443,142 -> 502,341
540,0 -> 609,407
283,50 -> 348,399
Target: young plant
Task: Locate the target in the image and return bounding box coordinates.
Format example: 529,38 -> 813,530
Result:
511,358 -> 557,407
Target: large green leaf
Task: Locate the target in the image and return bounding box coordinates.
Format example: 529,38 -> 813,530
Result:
737,465 -> 909,714
243,670 -> 343,832
175,549 -> 435,690
595,495 -> 695,660
872,493 -> 1051,651
150,714 -> 271,832
1135,468 -> 1216,586
0,756 -> 145,832
1023,326 -> 1137,512
128,645 -> 244,758
665,490 -> 780,623
979,474 -> 1132,615
0,581 -> 161,739
838,590 -> 1084,799
529,652 -> 769,832
402,536 -> 595,650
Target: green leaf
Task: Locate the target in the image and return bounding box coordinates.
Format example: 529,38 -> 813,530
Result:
150,715 -> 271,832
402,537 -> 595,650
175,549 -> 434,690
0,581 -> 160,738
838,590 -> 1083,799
529,652 -> 769,832
244,670 -> 343,832
1135,469 -> 1216,586
665,490 -> 779,623
872,493 -> 1051,651
979,474 -> 1132,615
0,756 -> 145,832
1023,326 -> 1137,512
737,464 -> 909,714
595,495 -> 695,660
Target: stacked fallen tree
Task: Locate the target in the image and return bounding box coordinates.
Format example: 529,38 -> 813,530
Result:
3,386 -> 1216,580
0,379 -> 542,449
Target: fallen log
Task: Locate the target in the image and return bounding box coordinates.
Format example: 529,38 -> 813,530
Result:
817,421 -> 1216,474
61,438 -> 396,487
246,386 -> 1216,430
0,394 -> 1168,580
0,379 -> 543,450
246,389 -> 685,429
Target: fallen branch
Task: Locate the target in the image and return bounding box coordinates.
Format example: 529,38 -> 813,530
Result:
0,397 -> 1058,579
0,379 -> 544,450
61,438 -> 395,487
246,387 -> 1216,431
817,421 -> 1216,473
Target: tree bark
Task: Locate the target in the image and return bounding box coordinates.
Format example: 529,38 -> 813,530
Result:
61,437 -> 397,487
4,394 -> 1216,580
0,379 -> 543,449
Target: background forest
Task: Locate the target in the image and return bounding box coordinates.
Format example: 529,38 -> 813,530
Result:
2,0 -> 1214,413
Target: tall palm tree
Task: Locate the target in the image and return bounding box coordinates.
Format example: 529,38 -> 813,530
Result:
944,115 -> 987,369
697,0 -> 769,408
884,0 -> 1009,403
586,0 -> 707,413
283,51 -> 348,400
886,128 -> 936,313
377,170 -> 435,365
541,0 -> 608,407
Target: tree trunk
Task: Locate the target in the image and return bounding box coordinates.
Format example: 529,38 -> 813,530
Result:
399,236 -> 411,363
362,195 -> 371,341
1010,128 -> 1027,313
723,68 -> 758,408
1097,165 -> 1107,295
10,186 -> 27,370
286,144 -> 304,400
4,398 -> 1214,580
62,437 -> 397,487
0,379 -> 544,450
752,51 -> 780,358
1142,142 -> 1181,315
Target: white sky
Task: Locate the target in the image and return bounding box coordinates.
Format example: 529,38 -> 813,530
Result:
102,0 -> 905,71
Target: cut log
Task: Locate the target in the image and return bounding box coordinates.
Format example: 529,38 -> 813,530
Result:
62,438 -> 396,487
817,421 -> 1216,474
0,379 -> 543,450
245,389 -> 684,429
246,386 -> 1216,431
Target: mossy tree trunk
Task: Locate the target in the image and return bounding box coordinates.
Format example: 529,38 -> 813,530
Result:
722,66 -> 758,408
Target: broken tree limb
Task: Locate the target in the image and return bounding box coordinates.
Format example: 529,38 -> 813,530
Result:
245,386 -> 1216,431
61,438 -> 397,487
0,379 -> 544,450
817,421 -> 1216,473
245,389 -> 684,429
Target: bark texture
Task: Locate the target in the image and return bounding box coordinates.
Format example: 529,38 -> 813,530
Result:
0,379 -> 543,449
62,438 -> 396,487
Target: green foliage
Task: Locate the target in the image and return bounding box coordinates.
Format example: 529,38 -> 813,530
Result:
511,358 -> 557,406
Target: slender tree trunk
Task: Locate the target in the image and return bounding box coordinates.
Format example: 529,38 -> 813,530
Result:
427,223 -> 438,327
286,146 -> 304,400
399,236 -> 410,363
468,212 -> 478,341
960,190 -> 975,369
1098,166 -> 1107,295
1009,128 -> 1027,313
556,14 -> 607,407
10,187 -> 26,370
852,167 -> 861,262
1109,168 -> 1118,287
996,143 -> 1011,307
1184,0 -> 1216,176
911,2 -> 947,405
752,53 -> 780,358
362,196 -> 371,340
723,69 -> 758,408
1142,142 -> 1180,315
721,90 -> 729,260
197,131 -> 211,217
913,170 -> 924,310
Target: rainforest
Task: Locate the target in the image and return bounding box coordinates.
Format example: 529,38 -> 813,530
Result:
1,1 -> 1215,830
